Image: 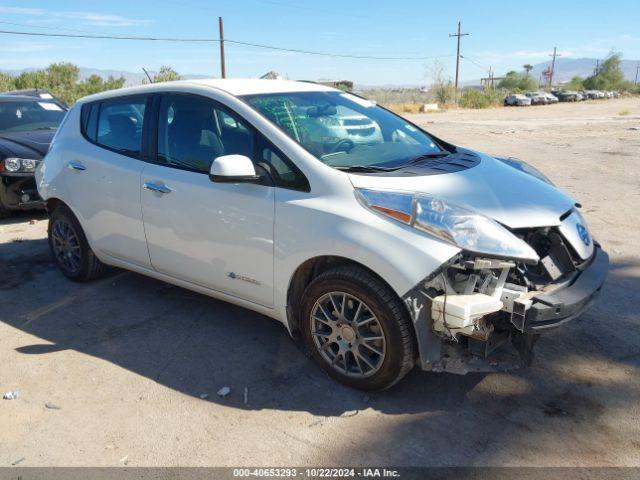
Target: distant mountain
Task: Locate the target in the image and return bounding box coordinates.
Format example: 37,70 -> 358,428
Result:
521,57 -> 638,83
0,67 -> 209,86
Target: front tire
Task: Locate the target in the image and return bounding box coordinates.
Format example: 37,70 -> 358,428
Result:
301,266 -> 414,391
48,205 -> 106,282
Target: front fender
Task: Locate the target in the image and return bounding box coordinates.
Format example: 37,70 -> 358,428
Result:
273,192 -> 460,318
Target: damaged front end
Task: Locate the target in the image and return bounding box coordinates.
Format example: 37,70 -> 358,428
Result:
404,218 -> 609,375
0,169 -> 43,212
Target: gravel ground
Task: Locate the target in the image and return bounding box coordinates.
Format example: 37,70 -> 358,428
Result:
0,97 -> 639,467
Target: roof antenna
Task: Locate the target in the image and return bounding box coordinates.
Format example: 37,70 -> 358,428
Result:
142,68 -> 153,83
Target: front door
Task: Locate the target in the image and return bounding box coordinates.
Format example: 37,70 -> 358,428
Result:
140,93 -> 275,307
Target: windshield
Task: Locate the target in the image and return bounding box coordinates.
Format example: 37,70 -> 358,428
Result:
243,91 -> 443,170
0,99 -> 66,133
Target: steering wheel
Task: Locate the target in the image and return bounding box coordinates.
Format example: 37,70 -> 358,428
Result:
330,138 -> 355,154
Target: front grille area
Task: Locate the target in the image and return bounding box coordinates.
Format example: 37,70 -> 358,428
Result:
346,127 -> 376,136
516,228 -> 584,288
342,118 -> 372,126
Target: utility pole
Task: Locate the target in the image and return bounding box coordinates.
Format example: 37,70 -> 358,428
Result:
449,21 -> 469,100
548,47 -> 561,88
218,16 -> 226,78
635,62 -> 639,85
594,59 -> 600,76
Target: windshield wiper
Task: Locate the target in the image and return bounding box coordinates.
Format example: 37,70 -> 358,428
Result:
333,165 -> 398,173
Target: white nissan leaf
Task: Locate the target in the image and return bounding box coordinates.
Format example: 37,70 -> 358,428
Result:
37,79 -> 608,390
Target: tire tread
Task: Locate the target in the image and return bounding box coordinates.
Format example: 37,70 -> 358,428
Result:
48,205 -> 106,282
303,265 -> 414,390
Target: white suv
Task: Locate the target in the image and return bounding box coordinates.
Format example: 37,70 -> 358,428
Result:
37,79 -> 608,390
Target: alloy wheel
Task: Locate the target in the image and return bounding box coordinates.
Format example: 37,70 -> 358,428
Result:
51,219 -> 82,273
310,291 -> 386,378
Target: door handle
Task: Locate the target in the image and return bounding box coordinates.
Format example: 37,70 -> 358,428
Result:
143,181 -> 172,194
67,161 -> 86,171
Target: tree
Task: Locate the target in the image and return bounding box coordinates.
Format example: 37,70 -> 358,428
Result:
498,71 -> 538,92
426,60 -> 455,106
565,76 -> 585,90
76,74 -> 126,97
523,64 -> 533,76
7,63 -> 127,103
147,66 -> 183,83
0,73 -> 15,92
583,52 -> 625,90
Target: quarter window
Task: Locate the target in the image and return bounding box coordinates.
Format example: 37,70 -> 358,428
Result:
80,103 -> 99,141
157,95 -> 254,173
95,97 -> 146,156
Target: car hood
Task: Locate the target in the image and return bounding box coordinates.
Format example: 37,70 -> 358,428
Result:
0,130 -> 54,160
348,150 -> 576,229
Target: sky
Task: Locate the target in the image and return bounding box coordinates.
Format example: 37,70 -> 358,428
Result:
0,0 -> 638,85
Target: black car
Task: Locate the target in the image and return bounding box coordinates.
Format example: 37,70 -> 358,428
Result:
2,88 -> 68,107
0,94 -> 68,217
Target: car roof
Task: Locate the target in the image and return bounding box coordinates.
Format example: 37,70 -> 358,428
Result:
0,94 -> 60,103
78,78 -> 339,104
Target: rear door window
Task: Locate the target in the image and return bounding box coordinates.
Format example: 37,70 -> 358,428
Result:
95,97 -> 146,156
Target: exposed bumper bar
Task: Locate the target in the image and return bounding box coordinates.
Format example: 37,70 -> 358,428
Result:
515,246 -> 608,332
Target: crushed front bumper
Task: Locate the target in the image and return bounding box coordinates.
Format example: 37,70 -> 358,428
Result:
511,246 -> 609,332
403,246 -> 608,375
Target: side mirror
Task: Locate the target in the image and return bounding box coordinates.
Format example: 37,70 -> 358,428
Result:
209,155 -> 260,183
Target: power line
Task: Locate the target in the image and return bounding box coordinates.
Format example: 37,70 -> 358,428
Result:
0,29 -> 215,43
0,28 -> 456,61
227,39 -> 453,60
460,55 -> 489,73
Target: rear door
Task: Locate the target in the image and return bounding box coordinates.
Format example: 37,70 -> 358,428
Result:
65,96 -> 152,268
140,93 -> 275,307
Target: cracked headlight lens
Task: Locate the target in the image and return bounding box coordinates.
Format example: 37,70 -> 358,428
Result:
356,188 -> 539,263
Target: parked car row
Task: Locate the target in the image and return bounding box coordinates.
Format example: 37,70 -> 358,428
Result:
505,92 -> 558,106
505,89 -> 620,107
552,89 -> 620,102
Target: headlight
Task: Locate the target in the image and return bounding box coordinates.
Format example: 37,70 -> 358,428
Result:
2,158 -> 39,173
21,159 -> 38,171
494,156 -> 554,186
4,158 -> 21,172
356,189 -> 539,263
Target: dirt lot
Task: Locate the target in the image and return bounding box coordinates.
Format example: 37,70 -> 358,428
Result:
1,98 -> 639,467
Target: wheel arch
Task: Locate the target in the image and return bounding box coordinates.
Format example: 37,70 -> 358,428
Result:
45,197 -> 65,214
285,255 -> 407,336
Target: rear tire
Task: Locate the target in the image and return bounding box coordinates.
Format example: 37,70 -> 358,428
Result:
301,265 -> 414,391
48,205 -> 106,282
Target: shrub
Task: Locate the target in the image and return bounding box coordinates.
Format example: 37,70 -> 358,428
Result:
459,89 -> 503,109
